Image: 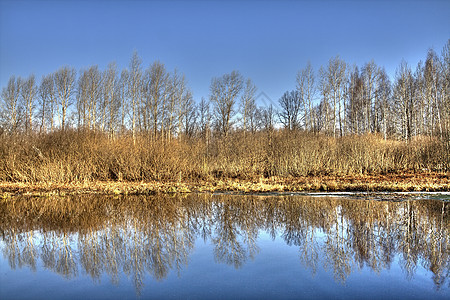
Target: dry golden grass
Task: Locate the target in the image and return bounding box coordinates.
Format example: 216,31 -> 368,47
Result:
0,129 -> 448,194
0,172 -> 448,196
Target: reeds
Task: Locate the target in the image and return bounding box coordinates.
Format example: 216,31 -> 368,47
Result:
0,129 -> 448,184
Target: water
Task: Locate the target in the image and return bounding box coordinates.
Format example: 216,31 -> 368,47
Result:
0,193 -> 448,299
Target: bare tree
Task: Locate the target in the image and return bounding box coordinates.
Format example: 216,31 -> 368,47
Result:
127,51 -> 142,144
346,65 -> 363,135
297,62 -> 317,132
439,40 -> 450,166
21,74 -> 37,134
424,49 -> 443,138
375,68 -> 392,139
393,60 -> 414,140
102,62 -> 119,137
326,56 -> 347,137
54,66 -> 76,131
240,78 -> 257,134
166,71 -> 183,141
318,66 -> 332,134
142,61 -> 167,138
248,105 -> 262,133
38,75 -> 49,133
440,40 -> 450,140
178,90 -> 197,137
76,66 -> 102,130
361,61 -> 379,133
261,104 -> 275,132
209,71 -> 244,136
76,69 -> 89,129
38,73 -> 56,133
198,97 -> 211,142
278,90 -> 302,130
1,76 -> 22,133
88,66 -> 102,130
118,69 -> 128,134
412,62 -> 424,137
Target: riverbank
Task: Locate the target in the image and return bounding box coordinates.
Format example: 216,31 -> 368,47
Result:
1,172 -> 448,197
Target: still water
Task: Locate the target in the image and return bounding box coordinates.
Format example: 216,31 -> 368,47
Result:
0,193 -> 448,299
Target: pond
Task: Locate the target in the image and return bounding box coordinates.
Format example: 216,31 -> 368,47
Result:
0,193 -> 448,299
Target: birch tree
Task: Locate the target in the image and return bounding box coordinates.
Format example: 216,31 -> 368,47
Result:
424,49 -> 443,138
20,75 -> 37,134
393,60 -> 414,140
38,73 -> 56,133
76,69 -> 89,129
166,71 -> 183,141
440,40 -> 450,140
297,62 -> 316,132
102,62 -> 119,136
54,66 -> 76,131
1,76 -> 22,133
361,61 -> 379,133
87,66 -> 102,130
439,41 -> 450,166
209,71 -> 244,136
178,90 -> 197,137
375,68 -> 391,139
118,69 -> 128,134
142,61 -> 167,138
326,56 -> 347,137
347,66 -> 364,135
127,51 -> 142,143
240,78 -> 257,134
318,66 -> 332,134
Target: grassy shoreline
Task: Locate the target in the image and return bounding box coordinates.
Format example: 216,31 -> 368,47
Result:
1,131 -> 448,197
1,172 -> 448,197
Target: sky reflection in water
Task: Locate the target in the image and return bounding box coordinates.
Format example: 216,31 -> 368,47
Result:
0,194 -> 448,299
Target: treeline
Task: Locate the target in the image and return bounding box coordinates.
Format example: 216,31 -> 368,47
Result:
0,43 -> 449,183
1,41 -> 449,141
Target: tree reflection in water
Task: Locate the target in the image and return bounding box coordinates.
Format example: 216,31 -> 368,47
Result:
0,194 -> 448,294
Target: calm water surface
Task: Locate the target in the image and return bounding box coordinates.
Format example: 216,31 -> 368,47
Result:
0,193 -> 448,299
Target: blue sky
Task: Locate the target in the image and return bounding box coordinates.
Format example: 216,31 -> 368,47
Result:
1,0 -> 449,105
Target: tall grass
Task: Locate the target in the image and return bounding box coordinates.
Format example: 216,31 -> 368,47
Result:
0,129 -> 447,183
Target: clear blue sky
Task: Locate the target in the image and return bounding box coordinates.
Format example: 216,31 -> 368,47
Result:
1,0 -> 449,105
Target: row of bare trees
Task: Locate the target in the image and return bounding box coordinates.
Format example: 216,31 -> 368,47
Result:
1,41 -> 449,141
284,41 -> 449,140
1,68 -> 75,134
0,52 -> 196,143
